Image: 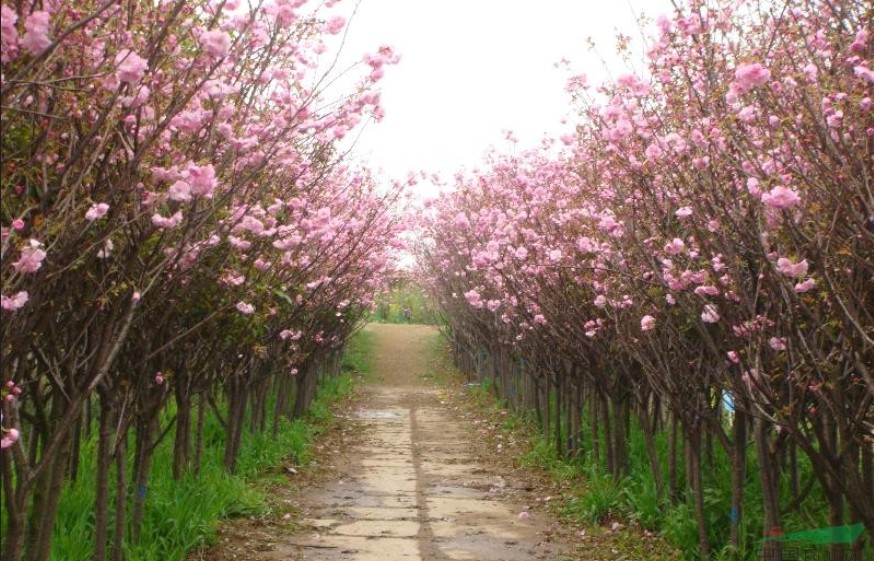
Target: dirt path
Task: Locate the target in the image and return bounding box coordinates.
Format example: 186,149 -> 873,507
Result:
211,324 -> 572,561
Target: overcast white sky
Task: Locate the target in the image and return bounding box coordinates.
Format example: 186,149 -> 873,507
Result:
327,0 -> 675,183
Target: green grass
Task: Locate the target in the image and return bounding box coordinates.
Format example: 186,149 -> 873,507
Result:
42,332 -> 372,561
370,279 -> 439,325
341,327 -> 375,380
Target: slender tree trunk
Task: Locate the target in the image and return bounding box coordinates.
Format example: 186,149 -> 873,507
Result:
193,392 -> 206,476
600,395 -> 614,476
590,390 -> 600,468
857,444 -> 874,559
688,427 -> 711,561
729,408 -> 748,556
555,373 -> 563,457
223,380 -> 250,473
173,389 -> 191,480
754,416 -> 781,561
2,445 -> 26,561
131,415 -> 157,542
94,394 -> 117,561
542,375 -> 551,442
612,395 -> 629,478
273,373 -> 289,436
69,418 -> 82,482
111,430 -> 127,561
668,413 -> 680,504
638,401 -> 665,499
25,403 -> 75,561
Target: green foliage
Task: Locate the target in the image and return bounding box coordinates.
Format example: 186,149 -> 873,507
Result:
370,277 -> 438,324
565,471 -> 625,524
341,328 -> 375,380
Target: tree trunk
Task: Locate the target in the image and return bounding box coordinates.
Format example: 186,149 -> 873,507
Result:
668,413 -> 680,504
754,416 -> 781,561
3,443 -> 26,561
173,388 -> 192,480
729,408 -> 748,556
223,379 -> 250,473
600,395 -> 614,476
555,373 -> 563,457
688,427 -> 711,561
272,373 -> 290,435
111,430 -> 127,561
68,418 -> 82,482
193,392 -> 207,476
611,395 -> 629,478
131,415 -> 157,543
638,400 -> 665,499
590,390 -> 600,468
24,403 -> 75,561
94,394 -> 117,561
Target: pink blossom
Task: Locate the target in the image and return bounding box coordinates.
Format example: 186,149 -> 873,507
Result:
548,249 -> 562,262
168,180 -> 192,201
794,278 -> 816,293
237,216 -> 265,235
733,63 -> 770,94
235,301 -> 255,315
201,29 -> 231,58
640,315 -> 656,332
221,273 -> 245,287
1,291 -> 29,311
1,428 -> 20,449
854,65 -> 874,84
324,15 -> 345,35
517,511 -> 530,521
12,240 -> 46,273
132,291 -> 141,303
514,246 -> 528,260
21,11 -> 51,56
769,337 -> 786,351
761,186 -> 801,209
851,29 -> 868,52
727,351 -> 740,364
115,49 -> 148,85
533,314 -> 546,325
464,290 -> 483,308
694,285 -> 719,296
803,63 -> 818,82
279,329 -> 302,341
151,211 -> 183,229
85,203 -> 110,221
776,257 -> 808,278
96,239 -> 114,259
11,218 -> 24,231
154,372 -> 165,385
594,295 -> 607,308
228,236 -> 251,250
0,5 -> 19,63
701,304 -> 720,324
675,206 -> 692,218
664,238 -> 685,256
566,73 -> 588,91
187,164 -> 217,198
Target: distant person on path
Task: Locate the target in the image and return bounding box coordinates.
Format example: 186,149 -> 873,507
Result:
402,305 -> 412,323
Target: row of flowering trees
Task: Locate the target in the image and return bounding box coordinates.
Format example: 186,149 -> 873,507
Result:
418,1 -> 872,559
0,2 -> 403,560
